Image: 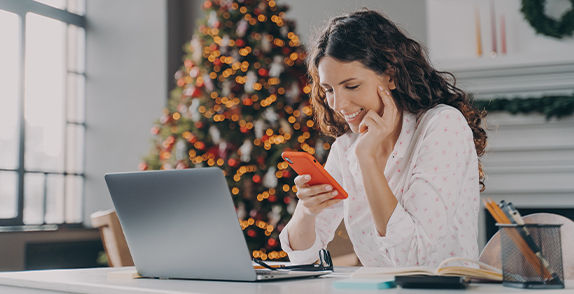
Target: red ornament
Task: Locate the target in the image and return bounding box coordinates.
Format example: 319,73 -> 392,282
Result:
176,161 -> 187,169
184,59 -> 193,69
195,121 -> 204,128
236,39 -> 245,47
284,197 -> 291,204
206,146 -> 218,157
268,195 -> 277,202
166,136 -> 175,145
282,170 -> 290,178
247,229 -> 256,237
257,157 -> 265,164
254,8 -> 260,15
282,47 -> 291,55
267,238 -> 277,246
240,126 -> 248,133
253,174 -> 261,183
228,158 -> 237,167
213,58 -> 222,66
196,141 -> 205,150
177,79 -> 186,88
191,87 -> 202,98
160,115 -> 171,124
210,43 -> 218,51
258,68 -> 268,77
261,135 -> 269,142
150,126 -> 160,135
138,162 -> 148,171
242,98 -> 253,106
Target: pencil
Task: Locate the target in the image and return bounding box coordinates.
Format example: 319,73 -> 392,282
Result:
482,198 -> 501,223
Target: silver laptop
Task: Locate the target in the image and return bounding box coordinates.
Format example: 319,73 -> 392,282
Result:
104,167 -> 331,281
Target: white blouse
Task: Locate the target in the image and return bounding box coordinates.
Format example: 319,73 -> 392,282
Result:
279,104 -> 480,267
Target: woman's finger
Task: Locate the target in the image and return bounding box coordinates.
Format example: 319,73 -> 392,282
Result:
296,184 -> 333,200
309,190 -> 339,205
359,110 -> 384,133
295,187 -> 313,200
358,115 -> 370,133
294,174 -> 311,188
376,85 -> 389,117
377,85 -> 397,122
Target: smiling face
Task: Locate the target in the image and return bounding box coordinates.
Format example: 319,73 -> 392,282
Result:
318,56 -> 396,133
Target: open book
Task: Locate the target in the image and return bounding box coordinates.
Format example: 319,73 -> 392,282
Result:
351,258 -> 502,281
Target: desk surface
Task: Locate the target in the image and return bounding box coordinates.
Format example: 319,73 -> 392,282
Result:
0,267 -> 573,294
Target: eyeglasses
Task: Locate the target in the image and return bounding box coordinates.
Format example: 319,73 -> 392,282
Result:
253,249 -> 333,271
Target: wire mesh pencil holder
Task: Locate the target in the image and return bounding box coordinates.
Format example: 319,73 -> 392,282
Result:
497,224 -> 564,289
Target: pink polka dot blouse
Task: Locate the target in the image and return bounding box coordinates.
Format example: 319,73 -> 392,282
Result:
279,104 -> 480,267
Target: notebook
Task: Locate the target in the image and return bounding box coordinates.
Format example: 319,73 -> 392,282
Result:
351,257 -> 502,281
104,167 -> 330,281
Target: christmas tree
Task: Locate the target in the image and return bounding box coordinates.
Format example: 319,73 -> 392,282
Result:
141,0 -> 333,260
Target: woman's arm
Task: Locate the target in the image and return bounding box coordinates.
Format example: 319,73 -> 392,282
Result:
286,176 -> 340,250
354,85 -> 402,236
279,141 -> 345,263
356,154 -> 398,237
280,184 -> 343,264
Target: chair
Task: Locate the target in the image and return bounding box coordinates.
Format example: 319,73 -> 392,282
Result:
327,221 -> 361,266
479,213 -> 574,279
90,209 -> 134,267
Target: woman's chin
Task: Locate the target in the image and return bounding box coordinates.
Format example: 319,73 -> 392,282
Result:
348,124 -> 361,133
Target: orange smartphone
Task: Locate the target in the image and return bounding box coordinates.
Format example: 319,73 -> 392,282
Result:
281,151 -> 348,199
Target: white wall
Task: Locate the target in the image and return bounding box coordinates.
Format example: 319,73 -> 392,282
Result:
425,0 -> 574,248
83,0 -> 167,225
0,0 -> 167,272
285,0 -> 427,46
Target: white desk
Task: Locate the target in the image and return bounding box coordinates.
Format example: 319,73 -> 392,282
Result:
0,267 -> 573,294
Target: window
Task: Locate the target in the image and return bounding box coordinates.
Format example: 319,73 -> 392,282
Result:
0,0 -> 85,227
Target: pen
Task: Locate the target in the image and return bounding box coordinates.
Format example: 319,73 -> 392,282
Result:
506,203 -> 524,225
506,203 -> 561,284
498,200 -> 514,222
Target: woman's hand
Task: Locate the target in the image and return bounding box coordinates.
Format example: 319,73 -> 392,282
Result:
294,174 -> 343,217
355,85 -> 401,160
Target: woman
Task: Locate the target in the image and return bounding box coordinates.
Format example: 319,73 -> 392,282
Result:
278,10 -> 487,267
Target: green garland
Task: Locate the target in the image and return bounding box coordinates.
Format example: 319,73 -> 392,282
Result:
472,94 -> 574,119
521,0 -> 574,39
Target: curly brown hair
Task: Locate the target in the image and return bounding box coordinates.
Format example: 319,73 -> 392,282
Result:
308,10 -> 487,191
